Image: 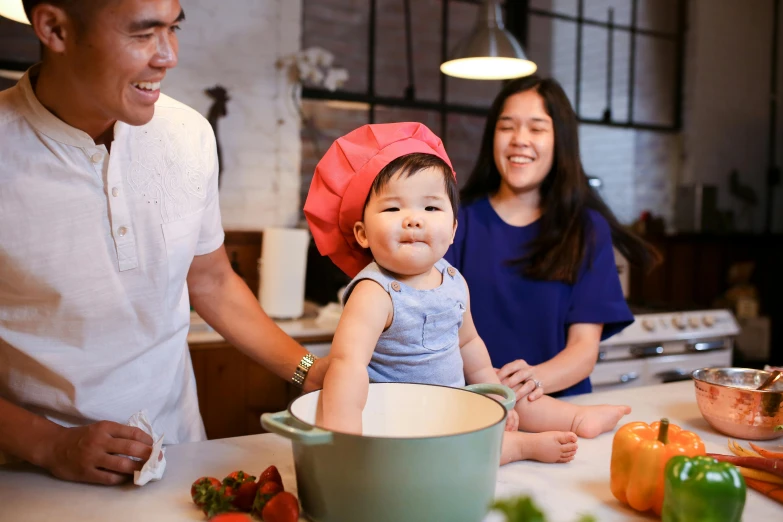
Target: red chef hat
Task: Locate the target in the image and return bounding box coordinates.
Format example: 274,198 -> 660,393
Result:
304,122 -> 455,278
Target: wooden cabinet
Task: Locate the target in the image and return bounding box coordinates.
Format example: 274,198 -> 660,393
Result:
189,342 -> 302,440
629,233 -> 783,366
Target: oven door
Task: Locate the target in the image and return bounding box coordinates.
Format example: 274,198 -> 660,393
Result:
591,359 -> 644,393
645,350 -> 732,384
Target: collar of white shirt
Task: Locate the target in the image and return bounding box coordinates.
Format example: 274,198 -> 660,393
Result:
17,64 -> 121,148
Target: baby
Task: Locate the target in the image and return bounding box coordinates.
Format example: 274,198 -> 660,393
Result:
304,122 -> 630,464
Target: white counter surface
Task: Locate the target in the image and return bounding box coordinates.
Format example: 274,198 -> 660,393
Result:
1,381 -> 780,521
187,316 -> 338,346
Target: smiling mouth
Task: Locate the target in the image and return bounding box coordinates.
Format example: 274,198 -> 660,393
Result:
131,81 -> 161,92
509,155 -> 534,165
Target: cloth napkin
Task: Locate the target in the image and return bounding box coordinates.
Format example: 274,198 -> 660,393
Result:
127,410 -> 166,486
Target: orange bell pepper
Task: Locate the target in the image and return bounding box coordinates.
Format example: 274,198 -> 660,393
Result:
610,418 -> 705,515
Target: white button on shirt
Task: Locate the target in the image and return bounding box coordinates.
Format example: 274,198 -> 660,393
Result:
0,67 -> 225,453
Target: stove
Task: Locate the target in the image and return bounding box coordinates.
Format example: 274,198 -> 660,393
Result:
591,309 -> 739,392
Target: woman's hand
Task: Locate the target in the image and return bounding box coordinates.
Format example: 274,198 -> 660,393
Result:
496,359 -> 545,402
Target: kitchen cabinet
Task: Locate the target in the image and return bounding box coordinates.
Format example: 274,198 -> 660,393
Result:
189,342 -> 298,440
189,333 -> 333,440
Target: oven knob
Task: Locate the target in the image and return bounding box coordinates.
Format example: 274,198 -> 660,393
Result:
688,316 -> 700,328
642,318 -> 656,331
703,315 -> 715,327
672,315 -> 686,329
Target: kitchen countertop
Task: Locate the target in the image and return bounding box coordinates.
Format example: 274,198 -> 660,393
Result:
187,313 -> 338,347
1,381 -> 780,521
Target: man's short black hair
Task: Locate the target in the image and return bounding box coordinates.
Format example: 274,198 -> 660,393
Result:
22,0 -> 38,19
364,152 -> 459,220
23,0 -> 95,26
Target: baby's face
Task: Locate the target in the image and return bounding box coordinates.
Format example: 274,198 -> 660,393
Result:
355,167 -> 457,277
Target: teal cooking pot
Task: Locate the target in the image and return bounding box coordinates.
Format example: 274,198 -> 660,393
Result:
261,382 -> 515,522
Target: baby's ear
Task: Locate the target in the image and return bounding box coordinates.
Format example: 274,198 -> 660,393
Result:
354,221 -> 370,248
450,219 -> 458,244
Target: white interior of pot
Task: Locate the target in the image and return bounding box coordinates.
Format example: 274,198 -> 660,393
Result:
290,382 -> 506,438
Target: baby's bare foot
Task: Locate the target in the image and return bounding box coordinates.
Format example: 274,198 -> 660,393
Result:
514,431 -> 578,463
571,404 -> 631,439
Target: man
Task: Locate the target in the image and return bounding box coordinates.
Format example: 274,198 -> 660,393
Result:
0,0 -> 327,485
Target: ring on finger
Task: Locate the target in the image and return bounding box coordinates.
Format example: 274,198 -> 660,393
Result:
533,379 -> 542,389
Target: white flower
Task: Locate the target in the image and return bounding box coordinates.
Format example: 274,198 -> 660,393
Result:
301,63 -> 324,85
295,54 -> 312,75
323,68 -> 349,91
278,47 -> 350,91
316,50 -> 335,69
303,47 -> 329,66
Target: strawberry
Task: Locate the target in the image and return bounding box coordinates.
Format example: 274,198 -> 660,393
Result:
191,476 -> 221,507
232,480 -> 259,512
222,470 -> 256,489
258,465 -> 283,488
209,514 -> 252,522
252,480 -> 283,516
201,485 -> 236,519
261,491 -> 300,522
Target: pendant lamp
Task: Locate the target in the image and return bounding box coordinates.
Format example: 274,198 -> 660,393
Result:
440,0 -> 536,80
0,0 -> 29,24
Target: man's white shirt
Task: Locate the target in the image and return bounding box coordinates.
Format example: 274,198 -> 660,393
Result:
0,67 -> 224,456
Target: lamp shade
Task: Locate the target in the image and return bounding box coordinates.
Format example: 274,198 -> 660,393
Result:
0,0 -> 29,24
440,0 -> 536,80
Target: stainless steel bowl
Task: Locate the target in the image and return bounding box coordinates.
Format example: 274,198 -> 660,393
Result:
692,367 -> 783,440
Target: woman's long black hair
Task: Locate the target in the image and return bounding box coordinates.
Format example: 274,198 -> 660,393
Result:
460,76 -> 660,284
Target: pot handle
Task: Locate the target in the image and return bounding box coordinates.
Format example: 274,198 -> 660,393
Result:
261,411 -> 334,445
464,383 -> 516,411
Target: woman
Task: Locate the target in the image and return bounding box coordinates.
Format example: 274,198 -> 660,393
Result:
445,76 -> 658,399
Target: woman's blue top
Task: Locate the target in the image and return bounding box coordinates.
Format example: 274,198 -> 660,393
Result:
445,197 -> 634,396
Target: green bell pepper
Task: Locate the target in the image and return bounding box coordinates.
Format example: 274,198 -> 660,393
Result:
661,455 -> 746,522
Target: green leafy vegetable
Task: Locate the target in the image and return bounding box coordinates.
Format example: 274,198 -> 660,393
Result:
490,496 -> 597,522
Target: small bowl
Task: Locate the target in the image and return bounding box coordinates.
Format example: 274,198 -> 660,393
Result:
692,368 -> 783,440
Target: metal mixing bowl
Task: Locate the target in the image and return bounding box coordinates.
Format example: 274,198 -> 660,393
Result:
692,368 -> 783,440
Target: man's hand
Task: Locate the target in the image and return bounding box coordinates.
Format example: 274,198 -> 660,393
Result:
504,409 -> 519,432
43,421 -> 153,485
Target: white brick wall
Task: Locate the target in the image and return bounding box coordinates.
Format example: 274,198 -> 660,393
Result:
531,0 -> 783,231
683,0 -> 775,232
778,0 -> 783,232
164,0 -> 302,230
534,0 -> 680,226
579,124 -> 637,223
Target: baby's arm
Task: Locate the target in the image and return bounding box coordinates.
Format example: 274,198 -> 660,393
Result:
320,280 -> 392,434
458,281 -> 501,386
458,283 -> 519,431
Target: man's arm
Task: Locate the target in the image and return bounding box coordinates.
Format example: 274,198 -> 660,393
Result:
0,397 -> 153,485
187,245 -> 327,390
